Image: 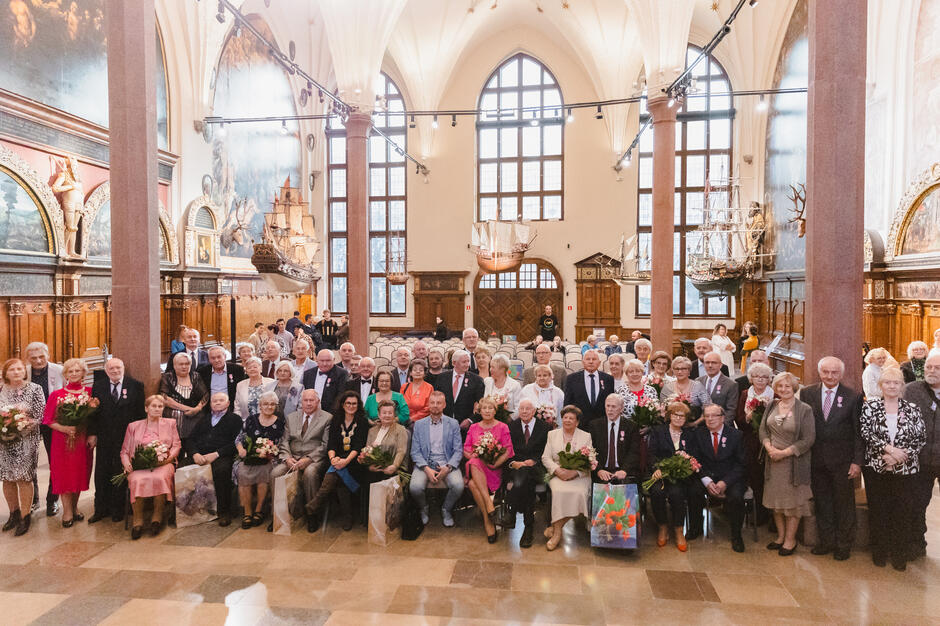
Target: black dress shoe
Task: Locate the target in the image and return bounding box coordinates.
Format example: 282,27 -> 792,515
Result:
685,528 -> 703,541
811,545 -> 833,556
73,513 -> 84,523
778,546 -> 796,556
218,515 -> 232,527
872,554 -> 887,567
891,560 -> 907,572
2,510 -> 20,532
731,537 -> 745,553
342,518 -> 353,531
766,541 -> 783,550
46,501 -> 60,517
88,512 -> 106,524
306,515 -> 321,534
150,521 -> 162,537
131,526 -> 143,540
266,522 -> 273,532
62,519 -> 74,528
519,524 -> 534,549
487,529 -> 499,544
833,549 -> 850,561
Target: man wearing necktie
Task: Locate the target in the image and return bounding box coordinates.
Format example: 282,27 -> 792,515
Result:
89,358 -> 145,523
433,350 -> 484,431
563,350 -> 614,426
462,328 -> 481,374
507,399 -> 550,547
799,356 -> 864,561
270,389 -> 332,532
184,393 -> 243,526
697,352 -> 739,426
390,347 -> 412,392
302,349 -> 348,415
589,394 -> 640,485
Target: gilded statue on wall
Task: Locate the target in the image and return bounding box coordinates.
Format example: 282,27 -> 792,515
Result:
51,155 -> 84,258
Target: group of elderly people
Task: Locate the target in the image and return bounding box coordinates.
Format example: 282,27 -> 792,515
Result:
2,329 -> 938,573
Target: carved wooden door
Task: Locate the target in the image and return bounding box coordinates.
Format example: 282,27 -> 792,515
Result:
473,259 -> 562,340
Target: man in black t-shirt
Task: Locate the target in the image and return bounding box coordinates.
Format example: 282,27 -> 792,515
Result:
315,309 -> 339,349
537,304 -> 559,341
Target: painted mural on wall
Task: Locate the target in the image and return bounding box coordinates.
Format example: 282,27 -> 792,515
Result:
0,168 -> 51,254
211,15 -> 301,260
87,200 -> 110,257
763,0 -> 808,273
901,185 -> 940,255
0,1 -> 169,150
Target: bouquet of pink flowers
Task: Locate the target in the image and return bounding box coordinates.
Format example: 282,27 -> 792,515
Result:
557,442 -> 598,473
472,430 -> 505,465
631,394 -> 665,429
642,451 -> 701,492
111,439 -> 171,485
745,396 -> 770,431
55,391 -> 99,449
643,375 -> 664,396
535,404 -> 557,429
0,405 -> 35,444
485,394 -> 513,423
244,436 -> 279,465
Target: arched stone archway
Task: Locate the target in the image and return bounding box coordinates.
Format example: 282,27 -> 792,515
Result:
473,257 -> 563,341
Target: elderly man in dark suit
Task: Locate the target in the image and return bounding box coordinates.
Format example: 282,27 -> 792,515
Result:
343,356 -> 378,399
698,351 -> 738,427
270,389 -> 332,532
433,349 -> 485,431
506,397 -> 550,547
688,404 -> 748,552
799,356 -> 864,561
302,349 -> 349,414
564,349 -> 615,427
88,357 -> 145,523
903,353 -> 940,559
176,327 -> 210,369
185,393 -> 243,526
690,338 -> 729,380
259,340 -> 281,379
197,346 -> 246,405
589,394 -> 641,484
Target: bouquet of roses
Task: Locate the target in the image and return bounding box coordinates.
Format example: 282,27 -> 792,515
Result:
535,404 -> 557,429
631,394 -> 665,429
244,436 -> 279,465
111,439 -> 171,485
642,450 -> 701,492
745,396 -> 770,431
359,444 -> 395,468
0,405 -> 35,444
55,391 -> 99,449
486,394 -> 513,423
643,374 -> 664,396
557,442 -> 598,473
472,430 -> 505,465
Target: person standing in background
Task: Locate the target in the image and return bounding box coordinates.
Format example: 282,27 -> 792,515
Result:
537,305 -> 559,342
315,310 -> 339,350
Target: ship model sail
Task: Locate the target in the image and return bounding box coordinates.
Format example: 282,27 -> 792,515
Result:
685,177 -> 769,299
471,220 -> 536,273
613,233 -> 651,286
251,176 -> 321,292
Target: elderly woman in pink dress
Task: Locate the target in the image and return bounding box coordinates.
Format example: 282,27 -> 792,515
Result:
463,396 -> 513,543
120,395 -> 181,539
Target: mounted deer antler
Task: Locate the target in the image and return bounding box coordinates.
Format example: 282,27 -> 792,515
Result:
786,182 -> 807,238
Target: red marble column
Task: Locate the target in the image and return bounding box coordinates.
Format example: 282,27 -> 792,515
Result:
107,0 -> 161,388
345,112 -> 371,353
647,97 -> 678,352
805,0 -> 866,386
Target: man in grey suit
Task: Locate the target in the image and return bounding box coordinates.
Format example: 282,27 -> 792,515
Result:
903,353 -> 940,559
270,388 -> 332,533
522,343 -> 566,388
698,351 -> 738,426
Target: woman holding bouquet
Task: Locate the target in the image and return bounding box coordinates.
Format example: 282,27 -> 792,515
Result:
734,362 -> 775,524
760,372 -> 815,556
364,371 -> 409,424
520,365 -> 565,427
617,359 -> 660,421
361,401 -> 410,483
661,356 -> 709,424
42,358 -> 94,527
120,395 -> 181,539
646,402 -> 696,551
235,391 -> 285,528
463,396 -> 513,543
483,355 -> 522,418
541,405 -> 593,550
0,358 -> 45,536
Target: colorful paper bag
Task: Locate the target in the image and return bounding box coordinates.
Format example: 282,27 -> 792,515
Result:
174,463 -> 218,528
590,482 -> 640,549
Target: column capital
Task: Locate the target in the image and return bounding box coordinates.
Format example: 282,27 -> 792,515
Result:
344,112 -> 372,139
645,95 -> 679,123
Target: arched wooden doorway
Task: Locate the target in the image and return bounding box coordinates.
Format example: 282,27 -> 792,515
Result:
474,258 -> 563,341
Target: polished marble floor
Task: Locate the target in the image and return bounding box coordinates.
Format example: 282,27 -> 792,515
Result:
3,457 -> 940,625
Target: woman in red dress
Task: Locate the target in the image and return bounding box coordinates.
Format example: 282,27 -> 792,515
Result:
42,358 -> 94,527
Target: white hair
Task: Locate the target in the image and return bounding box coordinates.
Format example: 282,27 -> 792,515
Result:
207,345 -> 226,355
694,337 -> 713,348
259,391 -> 280,406
463,327 -> 479,339
25,341 -> 50,356
908,341 -> 929,360
634,338 -> 652,352
816,356 -> 845,375
490,354 -> 511,372
244,356 -> 262,368
452,349 -> 470,362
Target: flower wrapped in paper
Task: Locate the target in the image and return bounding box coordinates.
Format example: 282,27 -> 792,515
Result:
111,439 -> 171,485
745,396 -> 769,431
631,394 -> 665,429
244,436 -> 278,465
641,451 -> 701,492
590,482 -> 640,549
0,405 -> 36,445
472,430 -> 505,465
55,391 -> 99,448
535,404 -> 557,429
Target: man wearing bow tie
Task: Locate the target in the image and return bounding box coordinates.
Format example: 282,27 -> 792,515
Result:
343,357 -> 377,399
88,358 -> 145,523
302,349 -> 348,415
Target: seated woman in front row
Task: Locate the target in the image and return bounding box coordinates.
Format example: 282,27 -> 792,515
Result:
120,395 -> 181,539
464,396 -> 513,544
541,405 -> 593,551
361,400 -> 410,485
646,402 -> 696,552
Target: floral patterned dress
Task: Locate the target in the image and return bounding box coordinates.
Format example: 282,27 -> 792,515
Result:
0,382 -> 45,481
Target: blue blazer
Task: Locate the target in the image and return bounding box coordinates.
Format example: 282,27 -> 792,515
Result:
411,415 -> 463,470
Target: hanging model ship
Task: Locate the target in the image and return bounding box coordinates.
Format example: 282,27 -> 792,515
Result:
685,177 -> 769,299
386,234 -> 409,285
613,233 -> 651,286
470,220 -> 536,273
250,176 -> 321,292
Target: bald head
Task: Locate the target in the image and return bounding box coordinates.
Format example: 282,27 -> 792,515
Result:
104,358 -> 125,383
748,350 -> 769,367
317,349 -> 335,372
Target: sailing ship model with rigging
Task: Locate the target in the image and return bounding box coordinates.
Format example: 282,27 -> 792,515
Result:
470,220 -> 536,273
685,176 -> 769,299
250,176 -> 321,292
613,233 -> 651,285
